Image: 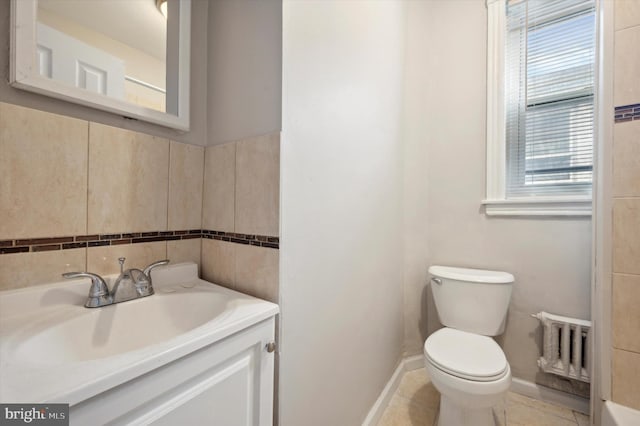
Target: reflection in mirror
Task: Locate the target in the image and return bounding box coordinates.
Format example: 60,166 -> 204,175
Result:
36,0 -> 167,112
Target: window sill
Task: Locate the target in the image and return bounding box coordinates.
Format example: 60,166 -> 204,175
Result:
481,197 -> 592,217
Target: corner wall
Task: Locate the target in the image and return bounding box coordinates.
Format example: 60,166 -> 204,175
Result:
200,0 -> 283,330
280,1 -> 406,424
0,0 -> 284,294
402,0 -> 592,397
200,133 -> 280,304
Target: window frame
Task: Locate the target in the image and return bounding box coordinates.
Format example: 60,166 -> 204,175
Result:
483,0 -> 593,217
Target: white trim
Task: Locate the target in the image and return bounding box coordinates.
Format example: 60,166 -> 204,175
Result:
484,0 -> 596,217
510,377 -> 590,415
404,354 -> 424,371
482,197 -> 592,216
361,359 -> 405,426
125,76 -> 167,94
361,355 -> 424,426
593,0 -> 614,422
9,0 -> 191,131
485,0 -> 507,201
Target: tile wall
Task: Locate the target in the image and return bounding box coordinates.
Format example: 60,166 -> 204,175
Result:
0,102 -> 280,298
611,0 -> 640,411
0,102 -> 204,290
201,133 -> 280,303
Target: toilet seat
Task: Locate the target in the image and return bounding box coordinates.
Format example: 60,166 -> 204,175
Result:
424,327 -> 508,382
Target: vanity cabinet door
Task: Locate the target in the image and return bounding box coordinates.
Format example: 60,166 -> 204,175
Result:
148,349 -> 261,426
70,318 -> 275,426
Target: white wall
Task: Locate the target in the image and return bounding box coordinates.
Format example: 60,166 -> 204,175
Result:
207,0 -> 282,145
402,0 -> 592,396
280,1 -> 406,425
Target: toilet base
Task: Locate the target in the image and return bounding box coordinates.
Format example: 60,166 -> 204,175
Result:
425,353 -> 511,426
438,396 -> 495,426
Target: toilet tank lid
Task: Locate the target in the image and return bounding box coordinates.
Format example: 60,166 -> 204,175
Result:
429,266 -> 514,284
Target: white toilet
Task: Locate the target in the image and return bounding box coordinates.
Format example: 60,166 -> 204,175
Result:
424,265 -> 514,426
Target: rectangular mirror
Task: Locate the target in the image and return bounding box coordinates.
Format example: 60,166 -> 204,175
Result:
10,0 -> 190,131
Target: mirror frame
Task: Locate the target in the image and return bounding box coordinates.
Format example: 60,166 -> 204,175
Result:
9,0 -> 191,131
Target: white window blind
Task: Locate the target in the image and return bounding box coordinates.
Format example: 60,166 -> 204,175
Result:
505,0 -> 596,198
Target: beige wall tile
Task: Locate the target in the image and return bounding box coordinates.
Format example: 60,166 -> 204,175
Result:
87,241 -> 167,277
169,141 -> 204,230
613,273 -> 640,353
201,238 -> 235,287
235,133 -> 280,236
613,120 -> 640,197
0,102 -> 88,239
615,0 -> 640,31
235,244 -> 278,303
167,239 -> 201,267
613,198 -> 640,274
614,25 -> 640,106
0,248 -> 86,291
612,348 -> 640,410
88,123 -> 169,234
203,142 -> 235,232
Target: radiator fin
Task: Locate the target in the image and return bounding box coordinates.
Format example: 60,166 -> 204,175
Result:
533,311 -> 592,383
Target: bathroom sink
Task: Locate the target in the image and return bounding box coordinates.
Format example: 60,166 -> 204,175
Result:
0,262 -> 279,404
12,287 -> 231,364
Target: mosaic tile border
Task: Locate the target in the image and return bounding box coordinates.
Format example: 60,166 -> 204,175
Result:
615,103 -> 640,123
202,230 -> 280,249
0,229 -> 279,255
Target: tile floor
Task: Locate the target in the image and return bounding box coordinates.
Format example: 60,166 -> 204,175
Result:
377,369 -> 590,426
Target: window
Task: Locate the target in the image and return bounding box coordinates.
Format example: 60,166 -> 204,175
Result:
484,0 -> 596,216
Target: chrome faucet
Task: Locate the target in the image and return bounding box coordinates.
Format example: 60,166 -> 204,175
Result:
62,258 -> 170,308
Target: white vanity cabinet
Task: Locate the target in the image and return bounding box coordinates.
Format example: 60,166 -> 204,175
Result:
0,263 -> 278,426
70,317 -> 276,426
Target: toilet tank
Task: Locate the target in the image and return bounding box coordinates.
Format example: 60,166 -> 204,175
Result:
428,265 -> 514,336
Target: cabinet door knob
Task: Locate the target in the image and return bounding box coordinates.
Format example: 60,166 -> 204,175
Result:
265,342 -> 276,353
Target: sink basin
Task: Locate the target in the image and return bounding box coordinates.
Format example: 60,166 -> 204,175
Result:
0,262 -> 279,404
13,287 -> 231,364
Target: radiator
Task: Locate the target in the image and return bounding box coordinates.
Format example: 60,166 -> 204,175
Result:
532,311 -> 592,383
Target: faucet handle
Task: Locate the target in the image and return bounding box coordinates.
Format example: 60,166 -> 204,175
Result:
142,259 -> 170,281
62,272 -> 112,307
118,257 -> 126,273
62,272 -> 109,297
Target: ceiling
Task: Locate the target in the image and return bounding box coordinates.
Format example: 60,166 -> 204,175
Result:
38,0 -> 167,60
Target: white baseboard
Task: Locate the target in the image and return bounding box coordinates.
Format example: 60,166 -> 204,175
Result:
403,354 -> 424,371
361,355 -> 423,426
510,377 -> 590,415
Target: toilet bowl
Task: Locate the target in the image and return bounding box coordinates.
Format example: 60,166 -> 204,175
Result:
425,266 -> 514,426
424,327 -> 511,426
